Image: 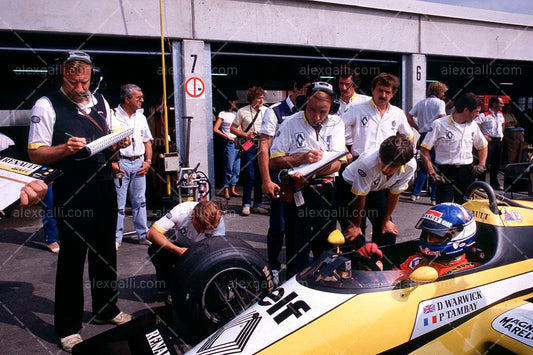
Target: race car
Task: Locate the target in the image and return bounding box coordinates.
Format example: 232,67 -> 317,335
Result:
75,182 -> 533,354
186,181 -> 533,354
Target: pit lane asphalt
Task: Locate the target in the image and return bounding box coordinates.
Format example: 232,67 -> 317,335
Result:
0,191 -> 482,354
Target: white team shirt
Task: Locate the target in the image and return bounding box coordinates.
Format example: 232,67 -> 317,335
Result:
28,92 -> 112,149
217,111 -> 237,138
152,201 -> 225,243
421,115 -> 488,165
233,104 -> 267,133
475,109 -> 505,138
270,111 -> 346,177
259,97 -> 296,137
343,99 -> 414,157
112,105 -> 153,157
408,96 -> 446,133
342,149 -> 416,195
338,92 -> 372,146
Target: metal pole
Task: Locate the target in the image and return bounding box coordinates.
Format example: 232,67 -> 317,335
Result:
159,0 -> 171,196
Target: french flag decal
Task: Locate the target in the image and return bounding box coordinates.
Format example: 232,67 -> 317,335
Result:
424,316 -> 438,326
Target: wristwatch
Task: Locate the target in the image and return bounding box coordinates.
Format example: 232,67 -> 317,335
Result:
145,159 -> 152,163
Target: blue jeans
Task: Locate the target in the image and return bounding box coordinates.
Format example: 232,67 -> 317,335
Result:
115,158 -> 148,243
42,185 -> 58,245
412,148 -> 436,201
223,140 -> 241,187
240,145 -> 262,207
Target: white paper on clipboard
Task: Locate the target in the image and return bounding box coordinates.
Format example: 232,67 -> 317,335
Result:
287,151 -> 348,178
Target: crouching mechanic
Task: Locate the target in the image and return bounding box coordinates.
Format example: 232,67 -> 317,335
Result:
357,203 -> 481,275
340,133 -> 416,248
147,201 -> 225,290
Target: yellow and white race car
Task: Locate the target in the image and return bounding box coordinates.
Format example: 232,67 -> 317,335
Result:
75,182 -> 533,354
186,182 -> 533,354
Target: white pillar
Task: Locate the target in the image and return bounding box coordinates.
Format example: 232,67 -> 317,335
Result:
406,54 -> 427,110
174,39 -> 214,197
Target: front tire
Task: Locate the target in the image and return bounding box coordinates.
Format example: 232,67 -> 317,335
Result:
171,236 -> 273,338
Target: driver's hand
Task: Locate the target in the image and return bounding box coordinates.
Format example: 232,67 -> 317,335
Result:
357,243 -> 383,260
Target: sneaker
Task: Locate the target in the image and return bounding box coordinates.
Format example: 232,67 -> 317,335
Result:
60,334 -> 83,353
272,269 -> 280,286
94,311 -> 132,326
241,206 -> 250,216
115,242 -> 121,251
410,195 -> 420,201
252,206 -> 269,214
139,240 -> 152,246
431,200 -> 437,206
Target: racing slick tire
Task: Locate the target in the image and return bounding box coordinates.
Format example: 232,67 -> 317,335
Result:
170,236 -> 274,339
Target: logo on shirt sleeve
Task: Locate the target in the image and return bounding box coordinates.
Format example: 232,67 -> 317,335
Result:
31,115 -> 41,123
358,169 -> 367,177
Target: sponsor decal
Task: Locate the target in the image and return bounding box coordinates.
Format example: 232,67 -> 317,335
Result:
361,116 -> 369,127
198,312 -> 262,354
259,287 -> 311,324
189,278 -> 353,354
373,177 -> 381,186
503,209 -> 522,222
31,115 -> 40,123
179,227 -> 188,235
471,210 -> 489,220
295,132 -> 305,148
422,211 -> 452,228
446,131 -> 454,139
492,303 -> 533,347
165,213 -> 172,219
391,120 -> 397,128
426,210 -> 443,218
408,256 -> 423,270
358,169 -> 367,178
145,329 -> 171,355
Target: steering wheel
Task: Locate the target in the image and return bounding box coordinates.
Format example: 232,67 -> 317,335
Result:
465,181 -> 499,214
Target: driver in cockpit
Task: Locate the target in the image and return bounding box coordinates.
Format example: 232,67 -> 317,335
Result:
357,202 -> 482,275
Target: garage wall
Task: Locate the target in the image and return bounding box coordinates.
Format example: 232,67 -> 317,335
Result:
1,0 -> 531,61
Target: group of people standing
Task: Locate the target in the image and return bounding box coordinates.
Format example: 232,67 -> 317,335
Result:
219,65 -> 494,284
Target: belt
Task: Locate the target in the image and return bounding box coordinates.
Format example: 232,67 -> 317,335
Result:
121,155 -> 142,161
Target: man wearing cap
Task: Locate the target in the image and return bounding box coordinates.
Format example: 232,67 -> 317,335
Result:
27,51 -> 131,352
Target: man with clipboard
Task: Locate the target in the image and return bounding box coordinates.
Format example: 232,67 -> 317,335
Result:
270,82 -> 347,277
27,51 -> 131,352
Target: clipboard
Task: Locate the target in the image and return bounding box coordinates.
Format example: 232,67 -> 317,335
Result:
0,156 -> 62,216
287,151 -> 349,178
74,127 -> 134,160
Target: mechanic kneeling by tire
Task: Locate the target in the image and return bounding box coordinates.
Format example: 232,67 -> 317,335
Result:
147,201 -> 225,291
